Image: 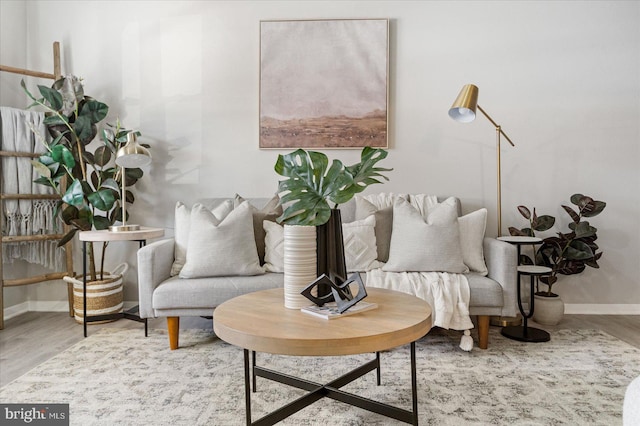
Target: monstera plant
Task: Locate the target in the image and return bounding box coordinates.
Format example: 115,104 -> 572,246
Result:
274,147 -> 392,300
274,147 -> 392,226
509,193 -> 606,296
22,76 -> 146,280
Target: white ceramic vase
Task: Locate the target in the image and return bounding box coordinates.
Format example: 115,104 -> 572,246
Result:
533,293 -> 565,325
283,225 -> 317,309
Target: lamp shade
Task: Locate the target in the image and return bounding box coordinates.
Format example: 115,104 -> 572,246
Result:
448,84 -> 479,123
115,133 -> 151,168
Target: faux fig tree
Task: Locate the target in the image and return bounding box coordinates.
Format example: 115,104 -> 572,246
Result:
509,193 -> 606,295
274,147 -> 392,226
22,76 -> 147,280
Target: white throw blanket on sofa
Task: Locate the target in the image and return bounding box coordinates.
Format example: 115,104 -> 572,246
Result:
366,269 -> 474,331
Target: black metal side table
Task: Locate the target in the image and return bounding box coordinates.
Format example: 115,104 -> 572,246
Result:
78,227 -> 164,337
497,236 -> 551,343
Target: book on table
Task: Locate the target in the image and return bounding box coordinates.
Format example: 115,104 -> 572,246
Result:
301,301 -> 378,320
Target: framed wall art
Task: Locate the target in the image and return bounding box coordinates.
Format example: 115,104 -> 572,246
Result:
260,19 -> 389,149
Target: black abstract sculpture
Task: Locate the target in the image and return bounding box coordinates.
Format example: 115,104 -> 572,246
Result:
301,272 -> 367,314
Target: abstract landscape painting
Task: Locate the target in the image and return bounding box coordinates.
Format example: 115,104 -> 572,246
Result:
260,19 -> 389,149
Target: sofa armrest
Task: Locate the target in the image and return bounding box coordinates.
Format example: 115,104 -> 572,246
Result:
138,238 -> 175,318
483,237 -> 518,317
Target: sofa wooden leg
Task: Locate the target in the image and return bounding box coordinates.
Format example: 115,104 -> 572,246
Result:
167,317 -> 179,350
477,315 -> 490,349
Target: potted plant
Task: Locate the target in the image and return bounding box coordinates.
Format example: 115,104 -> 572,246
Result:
274,147 -> 392,307
22,76 -> 147,282
509,193 -> 606,324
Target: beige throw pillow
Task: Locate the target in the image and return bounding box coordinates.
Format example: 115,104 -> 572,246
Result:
383,199 -> 468,273
171,200 -> 233,276
179,202 -> 264,278
234,194 -> 283,265
458,208 -> 488,275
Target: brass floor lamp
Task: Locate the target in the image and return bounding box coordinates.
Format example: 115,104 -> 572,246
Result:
449,84 -> 515,237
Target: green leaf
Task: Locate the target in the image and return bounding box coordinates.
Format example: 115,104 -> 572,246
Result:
62,179 -> 85,206
571,221 -> 597,239
562,205 -> 580,223
532,214 -> 555,232
73,115 -> 93,142
37,85 -> 63,110
517,206 -> 531,219
101,178 -> 120,193
43,114 -> 69,126
93,145 -> 111,167
21,79 -> 37,101
50,145 -> 75,168
57,229 -> 77,247
31,160 -> 52,179
570,194 -> 585,205
582,200 -> 606,217
93,215 -> 112,230
79,99 -> 108,123
339,147 -> 392,204
565,240 -> 594,260
88,189 -> 116,211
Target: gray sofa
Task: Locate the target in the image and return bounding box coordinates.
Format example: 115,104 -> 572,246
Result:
138,197 -> 517,350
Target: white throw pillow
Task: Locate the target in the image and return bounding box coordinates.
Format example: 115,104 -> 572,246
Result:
179,202 -> 264,278
408,194 -> 439,218
342,216 -> 383,272
262,215 -> 383,273
458,208 -> 488,275
263,220 -> 284,273
383,199 -> 468,273
170,200 -> 232,276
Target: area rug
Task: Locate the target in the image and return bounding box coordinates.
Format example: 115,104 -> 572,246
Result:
1,327 -> 638,425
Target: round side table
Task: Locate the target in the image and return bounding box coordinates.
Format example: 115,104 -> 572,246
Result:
497,236 -> 551,343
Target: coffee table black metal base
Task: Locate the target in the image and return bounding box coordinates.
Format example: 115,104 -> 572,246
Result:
244,341 -> 419,426
501,325 -> 550,342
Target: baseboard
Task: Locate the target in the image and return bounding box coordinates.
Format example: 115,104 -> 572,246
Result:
3,301 -> 140,321
564,304 -> 640,315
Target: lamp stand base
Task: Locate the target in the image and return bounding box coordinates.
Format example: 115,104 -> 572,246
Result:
109,224 -> 141,232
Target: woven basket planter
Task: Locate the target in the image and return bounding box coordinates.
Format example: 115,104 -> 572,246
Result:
65,263 -> 127,324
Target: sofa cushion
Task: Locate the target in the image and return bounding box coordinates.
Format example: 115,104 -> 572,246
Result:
171,200 -> 233,276
383,199 -> 468,273
153,273 -> 284,309
179,202 -> 264,278
234,194 -> 282,265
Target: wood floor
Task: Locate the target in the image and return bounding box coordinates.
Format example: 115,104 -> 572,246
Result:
1,312 -> 639,387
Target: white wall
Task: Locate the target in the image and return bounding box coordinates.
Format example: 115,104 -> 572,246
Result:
2,1 -> 639,313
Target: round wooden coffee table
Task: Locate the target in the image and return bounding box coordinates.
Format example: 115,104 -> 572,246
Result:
214,287 -> 432,425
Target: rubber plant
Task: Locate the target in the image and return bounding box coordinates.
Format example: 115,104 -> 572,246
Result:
274,147 -> 392,225
509,193 -> 606,295
22,76 -> 147,280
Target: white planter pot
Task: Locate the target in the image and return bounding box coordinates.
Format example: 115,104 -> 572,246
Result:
283,225 -> 317,309
533,293 -> 565,326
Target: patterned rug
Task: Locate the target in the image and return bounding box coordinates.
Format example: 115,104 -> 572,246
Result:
1,327 -> 638,425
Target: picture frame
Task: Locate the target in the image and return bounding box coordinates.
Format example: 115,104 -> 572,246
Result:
259,19 -> 389,149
